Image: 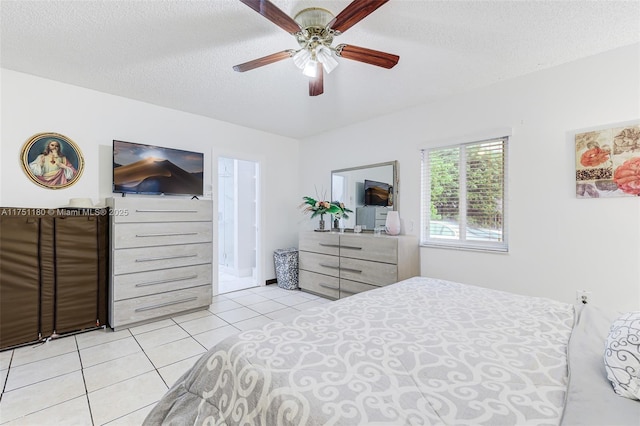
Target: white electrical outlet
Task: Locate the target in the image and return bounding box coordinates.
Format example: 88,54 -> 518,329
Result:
576,290 -> 592,305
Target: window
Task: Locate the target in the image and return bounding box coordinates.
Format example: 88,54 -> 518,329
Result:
421,136 -> 508,252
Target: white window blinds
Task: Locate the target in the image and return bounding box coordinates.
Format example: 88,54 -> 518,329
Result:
421,136 -> 508,252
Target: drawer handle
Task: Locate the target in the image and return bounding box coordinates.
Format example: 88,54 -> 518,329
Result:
135,209 -> 199,213
135,254 -> 198,262
340,245 -> 363,250
319,243 -> 340,248
319,263 -> 340,270
340,267 -> 362,274
136,232 -> 198,238
320,283 -> 339,290
135,297 -> 198,312
341,289 -> 357,295
135,274 -> 198,287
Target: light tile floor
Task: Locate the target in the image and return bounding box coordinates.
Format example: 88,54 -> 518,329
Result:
0,285 -> 330,425
218,271 -> 257,295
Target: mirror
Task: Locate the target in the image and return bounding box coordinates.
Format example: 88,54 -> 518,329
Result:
331,161 -> 398,230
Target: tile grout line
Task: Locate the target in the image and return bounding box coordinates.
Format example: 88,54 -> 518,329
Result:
76,334 -> 97,426
115,339 -> 163,426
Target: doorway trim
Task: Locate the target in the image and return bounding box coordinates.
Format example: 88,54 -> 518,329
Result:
213,152 -> 262,296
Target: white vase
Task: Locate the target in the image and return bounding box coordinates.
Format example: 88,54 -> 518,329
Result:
385,211 -> 401,235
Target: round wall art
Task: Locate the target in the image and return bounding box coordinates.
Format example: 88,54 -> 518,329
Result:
21,132 -> 85,189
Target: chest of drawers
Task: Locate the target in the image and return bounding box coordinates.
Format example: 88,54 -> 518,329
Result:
355,206 -> 390,230
107,197 -> 213,329
298,231 -> 419,299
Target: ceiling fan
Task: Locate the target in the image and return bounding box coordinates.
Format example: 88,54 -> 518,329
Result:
233,0 -> 400,96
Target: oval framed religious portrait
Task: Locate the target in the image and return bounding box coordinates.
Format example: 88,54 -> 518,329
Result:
21,132 -> 85,189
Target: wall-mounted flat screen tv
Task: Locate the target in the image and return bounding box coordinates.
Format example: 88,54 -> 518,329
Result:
364,179 -> 392,206
113,140 -> 204,196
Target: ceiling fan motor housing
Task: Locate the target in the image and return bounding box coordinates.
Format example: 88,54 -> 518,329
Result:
293,8 -> 335,49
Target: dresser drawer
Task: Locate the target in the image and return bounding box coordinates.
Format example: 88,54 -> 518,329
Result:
113,264 -> 212,301
111,285 -> 212,328
113,222 -> 212,249
299,270 -> 339,300
339,257 -> 397,287
339,234 -> 398,264
299,251 -> 339,277
299,232 -> 340,256
113,242 -> 212,275
340,279 -> 378,298
375,209 -> 390,221
110,198 -> 212,223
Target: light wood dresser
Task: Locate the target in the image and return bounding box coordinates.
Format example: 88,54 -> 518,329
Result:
107,197 -> 213,329
298,231 -> 419,299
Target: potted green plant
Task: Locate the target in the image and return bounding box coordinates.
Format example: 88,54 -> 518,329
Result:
300,196 -> 352,231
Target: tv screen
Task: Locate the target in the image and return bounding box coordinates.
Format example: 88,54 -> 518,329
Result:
113,140 -> 204,196
364,179 -> 392,206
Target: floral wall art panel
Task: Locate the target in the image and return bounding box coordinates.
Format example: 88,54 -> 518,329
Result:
575,123 -> 640,198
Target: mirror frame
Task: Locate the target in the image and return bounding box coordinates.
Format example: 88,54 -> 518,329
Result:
331,160 -> 399,230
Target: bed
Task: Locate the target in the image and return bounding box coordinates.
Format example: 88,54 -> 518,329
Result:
144,276 -> 640,425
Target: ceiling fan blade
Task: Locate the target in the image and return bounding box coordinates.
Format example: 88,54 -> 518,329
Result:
238,0 -> 301,34
309,63 -> 324,96
335,44 -> 399,69
233,50 -> 294,72
327,0 -> 389,35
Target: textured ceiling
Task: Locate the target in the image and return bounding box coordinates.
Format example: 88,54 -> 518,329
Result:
1,0 -> 639,139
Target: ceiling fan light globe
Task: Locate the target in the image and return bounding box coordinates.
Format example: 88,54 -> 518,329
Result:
302,59 -> 318,77
316,46 -> 338,74
293,49 -> 311,69
321,59 -> 338,74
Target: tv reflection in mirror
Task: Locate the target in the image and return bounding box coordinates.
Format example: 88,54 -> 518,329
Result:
113,140 -> 203,196
364,179 -> 393,206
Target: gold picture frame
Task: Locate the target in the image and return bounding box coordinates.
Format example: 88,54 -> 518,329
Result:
21,132 -> 84,189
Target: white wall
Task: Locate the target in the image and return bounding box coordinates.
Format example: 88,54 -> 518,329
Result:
300,44 -> 640,312
0,69 -> 300,286
3,44 -> 638,311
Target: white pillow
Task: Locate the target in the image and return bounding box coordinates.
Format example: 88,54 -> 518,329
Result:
604,311 -> 640,400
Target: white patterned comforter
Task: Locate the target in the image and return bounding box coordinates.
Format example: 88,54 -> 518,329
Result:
144,277 -> 575,425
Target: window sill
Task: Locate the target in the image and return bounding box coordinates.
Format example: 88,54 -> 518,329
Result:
420,241 -> 508,253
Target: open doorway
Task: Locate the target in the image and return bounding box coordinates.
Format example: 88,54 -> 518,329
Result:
217,157 -> 259,294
